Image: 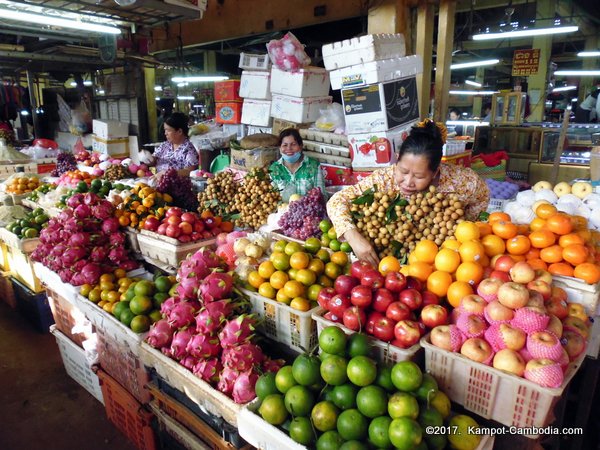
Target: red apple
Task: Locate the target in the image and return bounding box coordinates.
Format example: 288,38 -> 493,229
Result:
157,223 -> 168,235
460,337 -> 494,364
167,215 -> 181,226
386,301 -> 411,322
334,275 -> 359,296
179,221 -> 193,235
384,272 -> 407,293
494,255 -> 516,272
178,234 -> 192,243
361,270 -> 385,289
165,224 -> 181,238
406,276 -> 423,291
420,304 -> 448,328
328,294 -> 351,317
372,288 -> 395,313
489,270 -> 511,282
350,285 -> 373,308
459,295 -> 487,316
476,278 -> 504,302
551,286 -> 568,302
421,291 -> 440,306
143,216 -> 160,232
323,311 -> 342,323
165,207 -> 183,217
562,330 -> 586,360
193,221 -> 205,233
317,287 -> 336,310
497,282 -> 530,309
547,315 -> 563,338
527,280 -> 552,301
534,269 -> 553,285
351,260 -> 374,280
372,317 -> 396,342
393,320 -> 421,348
545,297 -> 569,320
366,311 -> 385,335
510,261 -> 536,284
190,232 -> 202,241
343,306 -> 367,331
493,349 -> 526,376
562,316 -> 590,339
180,212 -> 197,224
484,300 -> 515,323
526,291 -> 545,309
398,288 -> 422,311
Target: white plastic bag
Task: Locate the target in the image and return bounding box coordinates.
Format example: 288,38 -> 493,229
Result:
266,32 -> 311,71
315,103 -> 345,132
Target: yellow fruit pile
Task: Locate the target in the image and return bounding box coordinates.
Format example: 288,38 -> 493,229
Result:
6,175 -> 40,194
115,183 -> 173,229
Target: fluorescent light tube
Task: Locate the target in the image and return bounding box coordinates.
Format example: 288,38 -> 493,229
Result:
552,86 -> 577,92
473,25 -> 578,40
177,96 -> 195,100
155,97 -> 160,101
555,70 -> 600,76
172,76 -> 229,83
449,90 -> 499,96
154,86 -> 163,91
465,80 -> 482,87
577,51 -> 600,57
0,9 -> 121,34
451,59 -> 499,70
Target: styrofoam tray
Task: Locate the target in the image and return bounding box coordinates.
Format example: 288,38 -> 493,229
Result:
270,66 -> 330,98
299,129 -> 348,146
0,227 -> 40,253
322,33 -> 406,71
302,141 -> 349,157
329,55 -> 423,90
420,334 -> 585,437
139,342 -> 253,426
303,151 -> 351,168
270,94 -> 332,124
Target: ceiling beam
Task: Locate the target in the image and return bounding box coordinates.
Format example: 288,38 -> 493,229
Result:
0,49 -> 117,66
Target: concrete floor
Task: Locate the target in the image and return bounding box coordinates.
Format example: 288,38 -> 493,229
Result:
0,300 -> 134,450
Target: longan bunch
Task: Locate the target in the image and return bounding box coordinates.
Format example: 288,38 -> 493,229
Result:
198,171 -> 239,216
350,185 -> 465,260
231,168 -> 281,229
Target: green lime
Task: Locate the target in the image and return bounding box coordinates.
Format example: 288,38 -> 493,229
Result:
275,366 -> 297,394
292,354 -> 321,386
347,356 -> 377,387
311,401 -> 339,432
347,333 -> 371,358
76,181 -> 88,192
340,242 -> 352,253
391,361 -> 423,392
389,417 -> 422,450
331,383 -> 358,410
24,228 -> 38,238
153,292 -> 169,308
258,394 -> 288,425
255,373 -> 278,401
148,310 -> 162,323
134,280 -> 154,297
356,385 -> 388,419
91,179 -> 103,190
319,325 -> 347,355
284,385 -> 315,417
319,219 -> 332,233
329,239 -> 341,252
33,207 -> 44,216
125,285 -> 137,302
376,365 -> 396,392
154,276 -> 172,293
130,295 -> 153,315
119,308 -> 136,326
130,315 -> 151,333
316,430 -> 344,450
320,355 -> 348,386
415,373 -> 439,402
368,415 -> 393,449
112,301 -> 130,319
337,409 -> 368,441
289,416 -> 315,446
327,228 -> 338,240
304,237 -> 322,254
339,441 -> 368,450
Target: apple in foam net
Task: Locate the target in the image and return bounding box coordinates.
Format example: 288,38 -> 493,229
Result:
384,272 -> 407,293
534,269 -> 553,286
526,330 -> 563,360
430,324 -> 464,352
398,288 -> 422,311
456,313 -> 488,338
371,288 -> 395,313
386,301 -> 411,322
493,349 -> 526,377
497,282 -> 530,309
562,330 -> 586,360
484,300 -> 515,324
420,304 -> 449,328
510,261 -> 536,284
524,359 -> 564,388
461,337 -> 494,365
497,323 -> 527,351
527,280 -> 552,301
526,291 -> 546,309
545,298 -> 569,320
477,278 -> 504,302
459,295 -> 487,316
394,320 -> 422,348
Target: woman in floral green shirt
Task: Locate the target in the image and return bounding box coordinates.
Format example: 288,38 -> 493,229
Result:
270,128 -> 327,202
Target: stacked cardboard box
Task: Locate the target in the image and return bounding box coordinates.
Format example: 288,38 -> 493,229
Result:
92,119 -> 130,157
239,53 -> 272,130
214,80 -> 242,125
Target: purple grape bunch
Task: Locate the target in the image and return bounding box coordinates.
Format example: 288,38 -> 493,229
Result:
278,188 -> 326,240
51,151 -> 77,177
157,168 -> 199,211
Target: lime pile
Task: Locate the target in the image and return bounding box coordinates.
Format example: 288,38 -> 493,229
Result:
6,207 -> 48,239
254,326 -> 482,450
80,270 -> 176,333
316,219 -> 353,254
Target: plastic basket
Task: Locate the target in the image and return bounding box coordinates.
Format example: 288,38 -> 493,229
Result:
0,271 -> 15,308
0,227 -> 40,253
125,227 -> 141,254
50,325 -> 103,404
420,334 -> 585,437
46,287 -> 94,348
12,276 -> 53,333
149,403 -> 208,450
138,342 -> 252,427
551,274 -> 600,316
7,245 -> 43,293
137,230 -> 216,268
486,197 -> 510,213
240,288 -> 318,354
471,159 -> 506,181
96,369 -> 157,450
312,308 -> 422,364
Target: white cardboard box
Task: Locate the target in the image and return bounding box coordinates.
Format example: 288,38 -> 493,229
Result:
270,94 -> 332,124
322,33 -> 406,71
247,125 -> 273,135
92,119 -> 129,140
239,70 -> 271,100
348,121 -> 416,170
330,55 -> 423,90
92,134 -> 129,156
222,124 -> 248,140
342,77 -> 419,134
270,66 -> 330,98
241,99 -> 273,127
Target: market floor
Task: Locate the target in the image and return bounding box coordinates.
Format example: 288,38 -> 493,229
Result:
0,301 -> 134,450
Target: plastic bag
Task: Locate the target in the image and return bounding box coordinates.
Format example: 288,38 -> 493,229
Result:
315,103 -> 345,132
70,100 -> 92,136
266,32 -> 311,71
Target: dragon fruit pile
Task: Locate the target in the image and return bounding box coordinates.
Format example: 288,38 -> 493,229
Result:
30,192 -> 138,285
146,247 -> 283,404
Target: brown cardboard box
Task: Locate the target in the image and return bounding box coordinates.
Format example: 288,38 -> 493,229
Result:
272,118 -> 312,135
229,147 -> 279,171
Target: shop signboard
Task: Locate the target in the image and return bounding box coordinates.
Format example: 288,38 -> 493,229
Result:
512,49 -> 540,76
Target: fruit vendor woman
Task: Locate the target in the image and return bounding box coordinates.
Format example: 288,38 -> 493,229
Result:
327,120 -> 489,267
270,128 -> 327,202
153,112 -> 199,176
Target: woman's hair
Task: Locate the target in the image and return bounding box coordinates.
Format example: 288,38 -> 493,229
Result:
278,128 -> 303,146
164,112 -> 189,136
449,107 -> 461,117
398,120 -> 444,172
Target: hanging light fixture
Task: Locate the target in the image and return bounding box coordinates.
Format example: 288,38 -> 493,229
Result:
578,51 -> 600,57
0,8 -> 121,34
473,25 -> 578,40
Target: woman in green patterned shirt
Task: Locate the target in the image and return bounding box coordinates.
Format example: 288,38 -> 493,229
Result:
270,128 -> 327,202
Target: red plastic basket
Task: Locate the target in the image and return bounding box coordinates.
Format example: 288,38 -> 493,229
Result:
97,369 -> 156,450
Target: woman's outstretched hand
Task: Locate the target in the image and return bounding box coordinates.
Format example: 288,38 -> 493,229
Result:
343,228 -> 380,268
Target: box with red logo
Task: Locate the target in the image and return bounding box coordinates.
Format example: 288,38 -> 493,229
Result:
320,164 -> 354,186
215,102 -> 243,124
214,80 -> 241,102
348,121 -> 416,170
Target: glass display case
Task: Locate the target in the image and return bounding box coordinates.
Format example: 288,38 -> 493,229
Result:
538,123 -> 600,165
491,92 -> 527,125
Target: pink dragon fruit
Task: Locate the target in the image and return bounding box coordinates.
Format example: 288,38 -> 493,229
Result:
262,357 -> 286,373
180,355 -> 200,371
160,297 -> 182,316
221,343 -> 264,371
199,272 -> 234,303
218,314 -> 256,348
217,367 -> 240,394
195,300 -> 233,334
191,247 -> 223,269
187,333 -> 221,359
232,370 -> 259,404
167,302 -> 196,329
170,327 -> 196,360
146,319 -> 174,349
178,258 -> 210,282
193,358 -> 222,383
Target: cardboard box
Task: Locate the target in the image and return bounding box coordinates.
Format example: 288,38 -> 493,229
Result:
270,66 -> 330,98
322,33 -> 406,71
272,119 -> 312,135
239,70 -> 271,100
92,135 -> 129,157
216,102 -> 243,124
222,124 -> 247,140
92,119 -> 129,140
214,80 -> 241,102
342,77 -> 419,134
247,125 -> 273,135
271,94 -> 332,124
241,99 -> 272,127
238,52 -> 271,71
321,164 -> 354,186
330,55 -> 423,90
348,121 -> 416,170
229,147 -> 279,171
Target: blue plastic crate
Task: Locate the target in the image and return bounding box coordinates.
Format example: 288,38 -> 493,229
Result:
11,276 -> 53,333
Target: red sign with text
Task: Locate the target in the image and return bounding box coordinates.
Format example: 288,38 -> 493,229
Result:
512,49 -> 540,76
